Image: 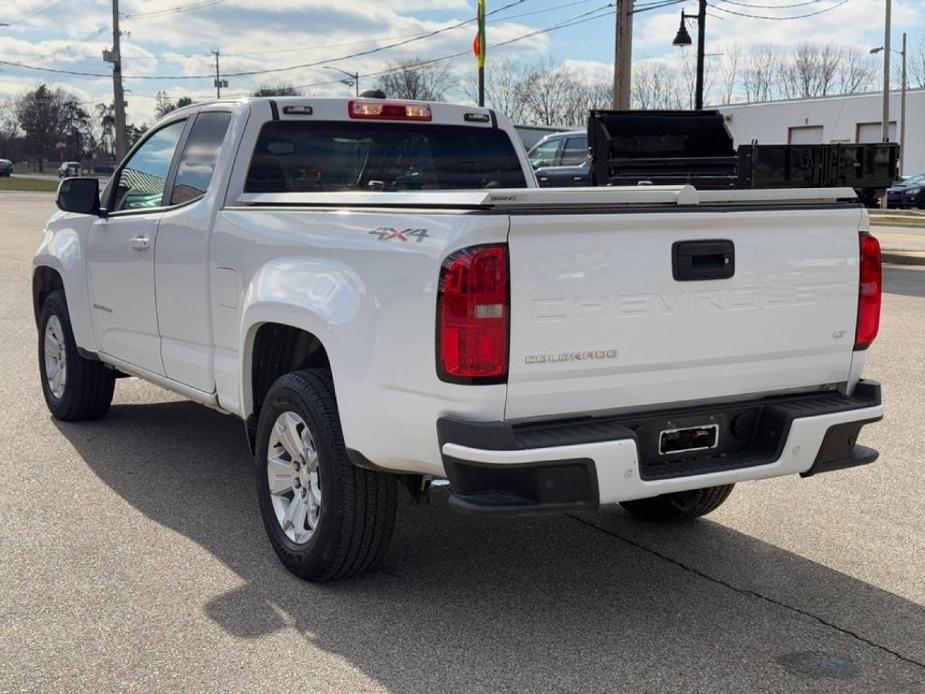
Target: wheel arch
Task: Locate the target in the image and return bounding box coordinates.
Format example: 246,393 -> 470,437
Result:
33,222 -> 99,354
32,265 -> 65,327
240,312 -> 334,451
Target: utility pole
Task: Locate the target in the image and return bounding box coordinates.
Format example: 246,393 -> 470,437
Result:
900,31 -> 907,174
880,0 -> 891,208
104,0 -> 127,161
212,50 -> 228,99
881,0 -> 891,144
612,0 -> 633,109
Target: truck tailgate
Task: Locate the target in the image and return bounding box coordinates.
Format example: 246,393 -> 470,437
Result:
506,207 -> 863,420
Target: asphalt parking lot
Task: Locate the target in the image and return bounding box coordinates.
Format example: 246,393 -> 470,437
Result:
1,192 -> 923,693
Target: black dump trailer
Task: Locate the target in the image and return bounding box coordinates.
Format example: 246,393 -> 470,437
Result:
588,110 -> 899,206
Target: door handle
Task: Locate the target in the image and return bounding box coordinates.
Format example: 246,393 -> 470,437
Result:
672,239 -> 735,281
130,235 -> 150,251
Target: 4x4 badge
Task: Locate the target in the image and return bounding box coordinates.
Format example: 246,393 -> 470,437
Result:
369,227 -> 428,242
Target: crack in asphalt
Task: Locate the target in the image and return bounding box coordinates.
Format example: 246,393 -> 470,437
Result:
567,514 -> 925,672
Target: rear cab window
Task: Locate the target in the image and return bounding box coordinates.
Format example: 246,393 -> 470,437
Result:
171,111 -> 231,205
244,121 -> 527,193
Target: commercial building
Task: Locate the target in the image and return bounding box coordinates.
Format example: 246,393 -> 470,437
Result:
718,88 -> 924,176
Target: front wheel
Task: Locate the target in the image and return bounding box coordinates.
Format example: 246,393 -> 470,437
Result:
620,484 -> 734,522
38,290 -> 115,421
255,369 -> 398,581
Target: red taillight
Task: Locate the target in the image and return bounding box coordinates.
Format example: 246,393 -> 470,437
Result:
437,245 -> 509,383
855,234 -> 882,350
348,100 -> 432,121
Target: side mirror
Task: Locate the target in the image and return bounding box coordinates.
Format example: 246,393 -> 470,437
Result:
56,177 -> 101,215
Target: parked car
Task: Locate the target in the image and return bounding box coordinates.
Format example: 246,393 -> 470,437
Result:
57,161 -> 81,178
527,130 -> 591,187
527,129 -> 587,168
886,174 -> 925,209
0,159 -> 12,177
34,97 -> 883,582
534,159 -> 591,187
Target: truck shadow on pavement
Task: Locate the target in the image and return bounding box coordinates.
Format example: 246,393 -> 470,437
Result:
883,265 -> 925,298
54,399 -> 925,693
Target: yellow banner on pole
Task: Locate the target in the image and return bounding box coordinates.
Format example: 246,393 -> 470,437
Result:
476,0 -> 486,69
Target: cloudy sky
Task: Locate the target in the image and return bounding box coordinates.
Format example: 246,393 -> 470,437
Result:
0,0 -> 922,124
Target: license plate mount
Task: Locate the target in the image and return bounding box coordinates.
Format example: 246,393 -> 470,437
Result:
658,424 -> 719,456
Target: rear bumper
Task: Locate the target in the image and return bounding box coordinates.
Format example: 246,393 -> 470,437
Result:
438,381 -> 882,515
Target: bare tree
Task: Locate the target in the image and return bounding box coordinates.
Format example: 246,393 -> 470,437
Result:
742,44 -> 780,102
0,98 -> 18,141
95,102 -> 114,157
154,92 -> 194,120
463,58 -> 529,123
780,43 -> 841,98
717,44 -> 742,105
910,39 -> 925,88
837,47 -> 877,94
518,61 -> 582,126
632,61 -> 682,110
470,61 -> 611,127
15,85 -> 91,166
253,85 -> 301,97
376,60 -> 455,101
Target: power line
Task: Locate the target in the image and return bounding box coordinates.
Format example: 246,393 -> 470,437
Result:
633,0 -> 684,12
0,0 -> 70,24
292,3 -> 617,90
0,0 -> 553,81
122,0 -> 228,20
714,0 -> 825,8
124,0 -> 529,61
0,2 -> 614,85
0,59 -> 110,77
708,0 -> 850,19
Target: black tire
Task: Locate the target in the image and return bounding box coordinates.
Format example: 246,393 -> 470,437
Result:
38,290 -> 115,421
255,369 -> 398,582
620,484 -> 734,523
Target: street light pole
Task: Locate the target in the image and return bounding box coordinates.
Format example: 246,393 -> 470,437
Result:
323,66 -> 359,96
695,0 -> 706,111
672,0 -> 707,110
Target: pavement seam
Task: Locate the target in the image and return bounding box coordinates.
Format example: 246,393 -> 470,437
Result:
567,513 -> 925,672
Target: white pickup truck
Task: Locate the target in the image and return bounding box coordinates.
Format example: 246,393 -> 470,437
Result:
34,97 -> 883,581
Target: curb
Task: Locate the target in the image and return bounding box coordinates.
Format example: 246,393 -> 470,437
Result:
869,211 -> 925,229
871,220 -> 925,229
881,251 -> 925,266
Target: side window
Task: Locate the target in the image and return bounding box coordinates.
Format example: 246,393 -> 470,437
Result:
112,120 -> 186,211
560,136 -> 588,166
170,112 -> 231,205
528,138 -> 561,169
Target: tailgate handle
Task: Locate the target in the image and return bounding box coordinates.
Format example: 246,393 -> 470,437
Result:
672,239 -> 735,281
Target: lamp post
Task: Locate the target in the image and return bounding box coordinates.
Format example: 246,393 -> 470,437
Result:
672,0 -> 707,110
324,66 -> 359,97
871,32 -> 907,174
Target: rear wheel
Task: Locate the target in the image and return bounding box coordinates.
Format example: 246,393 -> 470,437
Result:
620,484 -> 734,522
38,290 -> 115,421
255,369 -> 397,581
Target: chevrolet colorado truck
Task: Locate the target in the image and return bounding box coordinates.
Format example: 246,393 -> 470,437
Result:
34,97 -> 883,581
